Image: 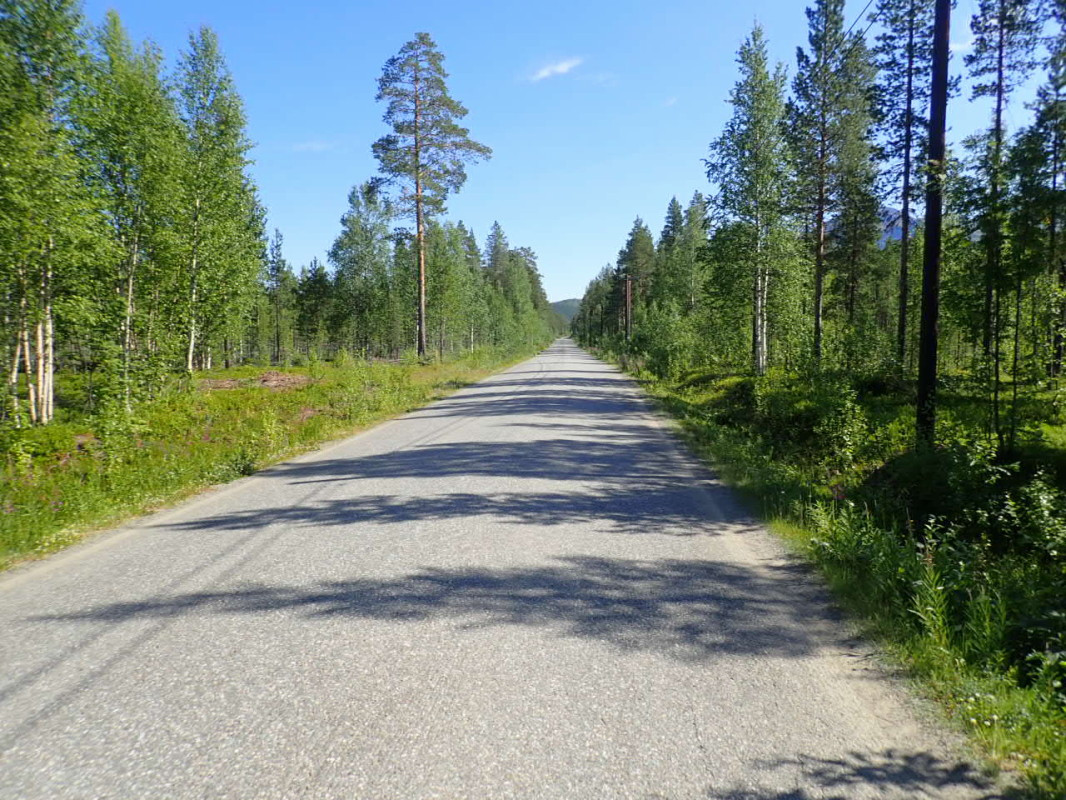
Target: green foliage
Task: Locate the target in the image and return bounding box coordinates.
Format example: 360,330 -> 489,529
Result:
372,32 -> 492,357
2,10 -> 547,424
372,32 -> 491,219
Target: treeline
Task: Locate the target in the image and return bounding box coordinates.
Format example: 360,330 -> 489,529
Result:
575,0 -> 1064,451
0,2 -> 561,427
263,208 -> 563,366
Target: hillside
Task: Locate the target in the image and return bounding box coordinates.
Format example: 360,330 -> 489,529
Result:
550,298 -> 581,322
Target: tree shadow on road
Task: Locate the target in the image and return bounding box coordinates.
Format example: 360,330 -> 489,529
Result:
160,431 -> 753,537
401,385 -> 649,420
275,437 -> 685,483
157,483 -> 748,537
34,556 -> 852,664
707,749 -> 1013,799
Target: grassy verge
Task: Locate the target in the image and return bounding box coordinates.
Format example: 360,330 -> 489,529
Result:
614,357 -> 1066,797
0,347 -> 528,570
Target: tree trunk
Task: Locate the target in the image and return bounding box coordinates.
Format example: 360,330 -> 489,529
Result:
17,283 -> 36,426
35,238 -> 55,424
898,1 -> 917,370
1051,119 -> 1063,375
122,237 -> 138,412
990,4 -> 1006,447
753,218 -> 768,376
44,301 -> 54,423
277,292 -> 285,366
814,204 -> 826,365
186,272 -> 198,373
24,332 -> 37,427
413,68 -> 428,359
34,320 -> 44,424
1008,276 -> 1023,452
916,0 -> 951,447
186,202 -> 201,374
8,321 -> 22,427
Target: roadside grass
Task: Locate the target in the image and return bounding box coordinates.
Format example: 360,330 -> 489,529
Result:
0,347 -> 528,570
621,359 -> 1066,798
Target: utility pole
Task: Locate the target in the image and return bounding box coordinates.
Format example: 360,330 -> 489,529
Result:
916,0 -> 950,447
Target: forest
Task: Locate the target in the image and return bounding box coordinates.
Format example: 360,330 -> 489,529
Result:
575,0 -> 1066,789
0,2 -> 563,427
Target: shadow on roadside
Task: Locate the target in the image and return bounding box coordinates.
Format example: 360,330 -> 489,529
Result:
708,749 -> 1010,799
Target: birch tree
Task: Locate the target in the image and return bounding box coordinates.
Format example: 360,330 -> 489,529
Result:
81,11 -> 183,406
708,24 -> 791,374
0,0 -> 99,424
328,182 -> 394,355
175,27 -> 262,372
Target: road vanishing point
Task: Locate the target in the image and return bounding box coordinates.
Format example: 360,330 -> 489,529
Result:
0,340 -> 1002,799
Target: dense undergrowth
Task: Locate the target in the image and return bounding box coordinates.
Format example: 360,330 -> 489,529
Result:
609,351 -> 1066,796
0,347 -> 524,570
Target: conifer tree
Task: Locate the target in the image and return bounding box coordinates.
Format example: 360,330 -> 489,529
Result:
295,258 -> 331,357
616,218 -> 656,340
483,221 -> 510,288
1041,0 -> 1066,373
829,32 -> 882,364
456,222 -> 489,349
650,197 -> 686,307
791,0 -> 848,366
372,32 -> 491,359
265,230 -> 295,364
965,0 -> 1043,443
876,0 -> 936,368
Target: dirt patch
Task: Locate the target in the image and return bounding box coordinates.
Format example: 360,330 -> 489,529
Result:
200,378 -> 242,391
258,371 -> 311,390
73,433 -> 97,451
201,371 -> 312,392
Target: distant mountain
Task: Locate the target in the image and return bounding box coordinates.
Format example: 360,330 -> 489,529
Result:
828,207 -> 904,249
551,298 -> 581,322
880,208 -> 903,247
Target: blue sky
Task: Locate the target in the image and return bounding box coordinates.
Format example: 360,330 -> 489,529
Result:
81,0 -> 1039,302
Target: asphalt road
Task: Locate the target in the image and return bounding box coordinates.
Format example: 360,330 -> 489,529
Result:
0,339 -> 1002,799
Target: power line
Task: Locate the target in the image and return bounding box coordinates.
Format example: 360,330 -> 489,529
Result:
836,1 -> 883,67
843,0 -> 878,41
813,0 -> 882,83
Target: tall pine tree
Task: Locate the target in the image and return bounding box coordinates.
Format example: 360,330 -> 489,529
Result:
372,33 -> 491,359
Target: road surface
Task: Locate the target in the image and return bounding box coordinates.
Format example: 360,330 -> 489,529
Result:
0,340 -> 1001,799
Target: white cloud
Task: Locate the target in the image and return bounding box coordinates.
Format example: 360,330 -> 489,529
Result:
950,38 -> 974,54
291,140 -> 333,153
531,57 -> 583,82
